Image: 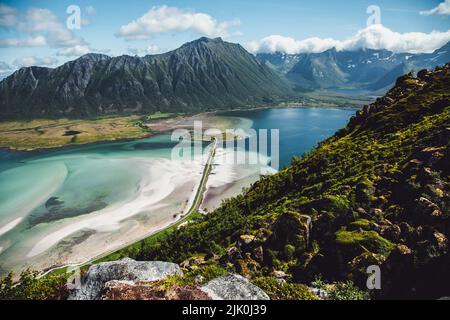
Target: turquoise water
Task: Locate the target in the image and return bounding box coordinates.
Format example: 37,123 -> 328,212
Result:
0,135 -> 188,231
0,107 -> 355,273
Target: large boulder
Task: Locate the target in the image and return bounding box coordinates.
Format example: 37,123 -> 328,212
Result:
102,281 -> 211,300
69,258 -> 182,300
201,274 -> 270,300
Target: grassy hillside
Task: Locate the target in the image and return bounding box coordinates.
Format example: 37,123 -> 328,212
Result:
120,64 -> 450,299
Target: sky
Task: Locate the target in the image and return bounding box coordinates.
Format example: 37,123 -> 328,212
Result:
0,0 -> 449,76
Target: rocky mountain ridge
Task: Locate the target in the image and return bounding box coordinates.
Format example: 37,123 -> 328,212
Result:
257,42 -> 450,92
0,37 -> 292,118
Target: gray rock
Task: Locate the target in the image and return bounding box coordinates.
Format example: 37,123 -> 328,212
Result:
69,258 -> 182,300
309,287 -> 328,300
201,274 -> 270,300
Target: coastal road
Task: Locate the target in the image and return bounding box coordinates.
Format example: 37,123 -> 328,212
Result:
185,138 -> 217,216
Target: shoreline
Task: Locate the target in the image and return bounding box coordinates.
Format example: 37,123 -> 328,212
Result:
0,105 -> 361,153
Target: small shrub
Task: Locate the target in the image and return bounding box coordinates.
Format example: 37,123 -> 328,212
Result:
253,277 -> 318,300
0,270 -> 69,300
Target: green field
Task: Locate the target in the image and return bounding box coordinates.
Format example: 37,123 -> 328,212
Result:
0,112 -> 185,151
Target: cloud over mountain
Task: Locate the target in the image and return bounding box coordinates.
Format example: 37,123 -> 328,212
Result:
12,56 -> 58,68
246,24 -> 450,54
0,7 -> 87,49
116,5 -> 241,40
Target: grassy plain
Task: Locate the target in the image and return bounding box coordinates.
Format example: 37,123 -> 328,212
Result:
0,115 -> 149,151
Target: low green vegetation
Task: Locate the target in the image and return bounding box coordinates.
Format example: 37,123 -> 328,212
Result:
145,112 -> 180,121
252,277 -> 318,300
311,278 -> 370,300
0,270 -> 69,300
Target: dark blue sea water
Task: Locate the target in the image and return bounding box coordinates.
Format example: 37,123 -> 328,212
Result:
220,107 -> 355,169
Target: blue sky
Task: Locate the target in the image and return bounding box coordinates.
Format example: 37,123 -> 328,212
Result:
0,0 -> 449,73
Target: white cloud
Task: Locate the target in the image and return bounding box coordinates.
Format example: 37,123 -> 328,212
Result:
0,61 -> 13,72
0,61 -> 14,79
0,7 -> 87,49
0,4 -> 18,27
116,5 -> 241,40
128,44 -> 162,55
56,45 -> 92,57
85,5 -> 96,15
420,0 -> 450,16
246,24 -> 450,54
13,56 -> 58,68
18,8 -> 86,48
56,45 -> 111,57
81,5 -> 96,25
246,35 -> 340,55
0,35 -> 47,47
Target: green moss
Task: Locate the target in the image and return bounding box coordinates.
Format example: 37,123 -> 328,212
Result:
252,277 -> 318,300
349,219 -> 374,230
156,265 -> 228,288
324,195 -> 351,213
335,229 -> 395,255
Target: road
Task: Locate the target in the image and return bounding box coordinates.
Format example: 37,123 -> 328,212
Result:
185,138 -> 217,215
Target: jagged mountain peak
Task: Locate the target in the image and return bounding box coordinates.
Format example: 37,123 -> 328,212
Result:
77,53 -> 111,61
257,41 -> 450,92
0,37 -> 292,118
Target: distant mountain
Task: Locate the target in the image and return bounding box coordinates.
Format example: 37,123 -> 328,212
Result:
257,42 -> 450,92
0,37 -> 293,118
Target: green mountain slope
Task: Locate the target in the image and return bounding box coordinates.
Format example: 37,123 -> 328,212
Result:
0,38 -> 293,118
127,65 -> 450,299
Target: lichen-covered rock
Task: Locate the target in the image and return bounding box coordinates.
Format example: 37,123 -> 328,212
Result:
102,281 -> 211,300
237,235 -> 256,253
266,211 -> 311,253
201,274 -> 270,300
69,258 -> 182,300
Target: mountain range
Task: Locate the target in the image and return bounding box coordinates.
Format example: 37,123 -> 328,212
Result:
1,37 -> 449,119
0,37 -> 292,118
256,42 -> 450,93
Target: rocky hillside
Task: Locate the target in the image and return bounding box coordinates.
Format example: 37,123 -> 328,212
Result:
0,37 -> 292,118
121,64 -> 449,299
